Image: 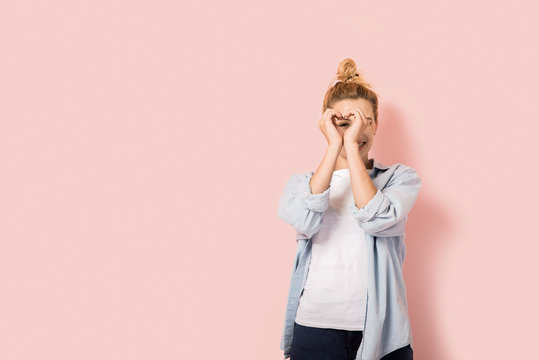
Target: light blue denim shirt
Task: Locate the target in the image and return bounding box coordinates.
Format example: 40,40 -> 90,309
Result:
278,159 -> 422,360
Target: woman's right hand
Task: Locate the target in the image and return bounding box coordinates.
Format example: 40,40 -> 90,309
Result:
318,108 -> 343,148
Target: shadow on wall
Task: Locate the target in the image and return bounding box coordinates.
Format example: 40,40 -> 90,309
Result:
375,103 -> 452,360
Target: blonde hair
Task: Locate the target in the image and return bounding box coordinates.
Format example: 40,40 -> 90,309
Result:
322,57 -> 380,123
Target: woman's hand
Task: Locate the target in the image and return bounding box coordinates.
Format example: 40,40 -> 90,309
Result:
318,108 -> 343,148
342,108 -> 372,145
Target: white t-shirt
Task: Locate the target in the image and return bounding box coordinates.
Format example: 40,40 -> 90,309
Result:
295,167 -> 375,331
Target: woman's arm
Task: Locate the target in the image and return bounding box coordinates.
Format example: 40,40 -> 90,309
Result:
278,109 -> 345,239
277,171 -> 329,239
309,144 -> 341,193
310,108 -> 345,194
277,145 -> 341,239
345,144 -> 378,210
345,142 -> 422,237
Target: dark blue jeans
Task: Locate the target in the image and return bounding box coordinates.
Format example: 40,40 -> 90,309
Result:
291,322 -> 413,360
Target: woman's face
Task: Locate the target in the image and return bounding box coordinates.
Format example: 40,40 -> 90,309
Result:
331,98 -> 377,160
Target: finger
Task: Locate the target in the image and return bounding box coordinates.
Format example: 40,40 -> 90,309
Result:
343,110 -> 358,123
356,108 -> 373,125
351,109 -> 369,125
330,108 -> 343,119
345,109 -> 360,120
319,109 -> 333,129
327,109 -> 342,126
354,108 -> 365,121
321,109 -> 333,130
328,113 -> 339,129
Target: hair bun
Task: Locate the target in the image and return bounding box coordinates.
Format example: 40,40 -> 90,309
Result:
322,57 -> 379,119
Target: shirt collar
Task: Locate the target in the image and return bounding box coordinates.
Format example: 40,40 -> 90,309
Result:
372,158 -> 391,170
331,158 -> 391,173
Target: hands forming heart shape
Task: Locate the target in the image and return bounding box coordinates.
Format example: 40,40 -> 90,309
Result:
319,107 -> 374,148
334,109 -> 373,131
332,109 -> 371,125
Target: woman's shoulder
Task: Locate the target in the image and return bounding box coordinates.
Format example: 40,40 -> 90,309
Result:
394,162 -> 418,173
372,162 -> 421,190
380,160 -> 419,174
385,162 -> 422,187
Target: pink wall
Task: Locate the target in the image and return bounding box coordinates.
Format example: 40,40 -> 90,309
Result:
1,1 -> 538,359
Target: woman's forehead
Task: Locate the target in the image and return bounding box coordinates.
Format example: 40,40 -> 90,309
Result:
333,98 -> 373,115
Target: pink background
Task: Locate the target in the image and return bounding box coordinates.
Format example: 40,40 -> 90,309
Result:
1,1 -> 538,359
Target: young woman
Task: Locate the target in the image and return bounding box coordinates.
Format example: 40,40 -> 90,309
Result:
278,58 -> 422,360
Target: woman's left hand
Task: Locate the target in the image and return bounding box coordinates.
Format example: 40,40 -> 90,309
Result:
342,108 -> 372,144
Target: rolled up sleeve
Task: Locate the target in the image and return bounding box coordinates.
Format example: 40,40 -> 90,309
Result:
278,172 -> 330,239
297,175 -> 331,212
350,167 -> 422,237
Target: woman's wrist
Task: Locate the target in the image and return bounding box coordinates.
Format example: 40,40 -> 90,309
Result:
343,140 -> 362,153
327,143 -> 342,152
